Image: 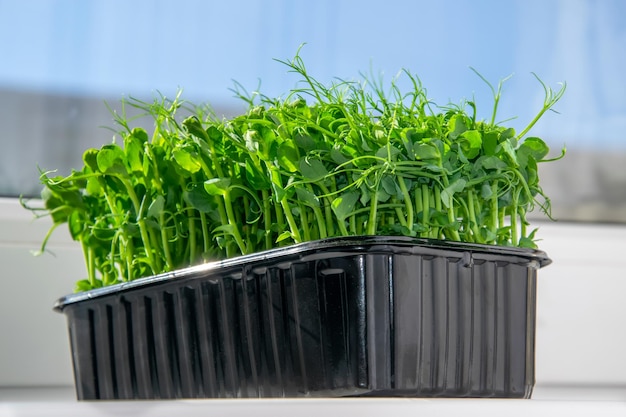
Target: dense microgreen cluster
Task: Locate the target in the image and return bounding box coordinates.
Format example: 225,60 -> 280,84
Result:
24,51 -> 565,291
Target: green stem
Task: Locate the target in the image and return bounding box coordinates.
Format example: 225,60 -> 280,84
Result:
511,190 -> 519,246
176,216 -> 185,262
467,190 -> 483,243
421,183 -> 430,237
261,189 -> 273,250
355,215 -> 364,235
312,204 -> 327,239
397,175 -> 413,229
198,158 -> 233,253
280,198 -> 302,243
124,236 -> 134,280
188,216 -> 197,265
517,79 -> 566,140
303,184 -> 327,240
367,188 -> 379,235
336,216 -> 350,236
160,211 -> 174,269
82,241 -> 96,286
299,203 -> 311,241
490,181 -> 498,242
200,212 -> 210,258
520,207 -> 528,240
148,225 -> 163,272
273,198 -> 285,245
350,203 -> 405,217
432,186 -> 442,239
446,203 -> 460,241
109,237 -> 118,284
318,183 -> 336,237
206,139 -> 248,254
394,204 -> 408,229
223,192 -> 248,253
414,185 -> 423,230
242,196 -> 252,250
99,186 -> 135,272
132,192 -> 157,274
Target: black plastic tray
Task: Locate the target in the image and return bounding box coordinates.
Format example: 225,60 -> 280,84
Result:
54,236 -> 550,400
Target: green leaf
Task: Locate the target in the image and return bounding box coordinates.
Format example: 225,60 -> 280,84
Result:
500,127 -> 516,141
183,116 -> 210,142
440,179 -> 466,208
68,211 -> 85,240
130,127 -> 149,144
294,133 -> 317,151
299,158 -> 329,181
524,155 -> 539,187
481,182 -> 493,199
414,143 -> 440,160
381,175 -> 401,198
359,185 -> 371,206
83,148 -> 100,173
458,130 -> 482,159
376,188 -> 391,203
276,231 -> 293,243
97,144 -> 128,176
147,195 -> 165,219
184,184 -> 215,213
424,164 -> 444,173
331,191 -> 360,220
330,146 -> 350,164
447,114 -> 468,139
518,237 -> 538,249
124,135 -> 145,174
375,145 -> 402,161
213,224 -> 238,238
482,131 -> 499,156
430,210 -> 451,226
75,279 -> 101,292
413,223 -> 429,233
400,128 -> 417,160
480,227 -> 497,242
517,136 -> 549,168
295,187 -> 320,207
206,125 -> 222,142
500,140 -> 518,167
269,171 -> 287,202
260,126 -> 277,146
204,178 -> 231,196
245,160 -> 270,190
91,221 -> 117,241
277,143 -> 299,173
173,148 -> 202,174
85,175 -> 103,196
479,155 -> 507,170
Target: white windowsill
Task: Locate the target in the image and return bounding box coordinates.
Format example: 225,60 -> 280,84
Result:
1,385 -> 625,417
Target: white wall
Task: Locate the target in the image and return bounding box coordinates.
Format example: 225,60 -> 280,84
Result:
1,197 -> 625,388
533,221 -> 626,386
0,198 -> 81,386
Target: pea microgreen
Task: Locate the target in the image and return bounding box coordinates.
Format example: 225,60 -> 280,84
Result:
23,48 -> 565,291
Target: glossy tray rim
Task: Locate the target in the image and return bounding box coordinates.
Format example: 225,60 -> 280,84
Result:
53,235 -> 551,312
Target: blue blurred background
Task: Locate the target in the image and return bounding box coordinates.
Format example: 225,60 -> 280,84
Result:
1,0 -> 625,221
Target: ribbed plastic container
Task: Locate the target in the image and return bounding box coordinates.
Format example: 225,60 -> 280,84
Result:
54,236 -> 551,400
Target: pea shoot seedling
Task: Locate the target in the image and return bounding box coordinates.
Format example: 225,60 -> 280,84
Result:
24,50 -> 565,291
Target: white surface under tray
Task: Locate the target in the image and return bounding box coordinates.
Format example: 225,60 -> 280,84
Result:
1,385 -> 625,417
